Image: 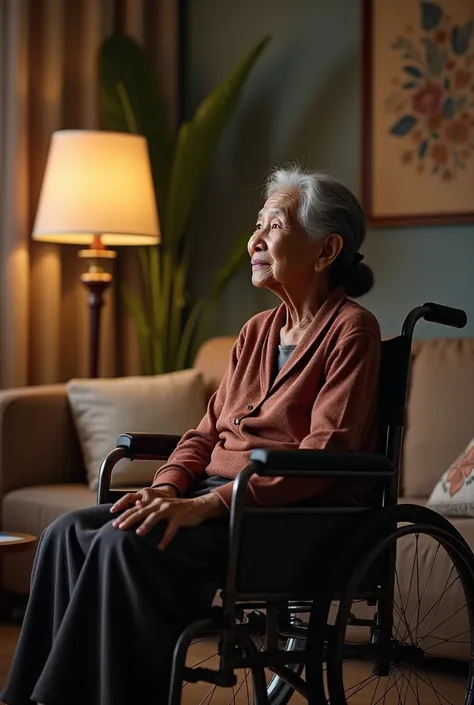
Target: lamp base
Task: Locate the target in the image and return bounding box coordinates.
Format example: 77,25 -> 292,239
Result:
81,279 -> 111,379
78,241 -> 116,379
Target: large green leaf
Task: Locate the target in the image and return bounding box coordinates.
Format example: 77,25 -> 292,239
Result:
121,283 -> 153,374
168,257 -> 187,367
211,230 -> 250,301
99,34 -> 268,375
165,36 -> 270,250
190,231 -> 250,361
176,298 -> 207,370
140,246 -> 164,373
190,299 -> 217,364
98,35 -> 174,223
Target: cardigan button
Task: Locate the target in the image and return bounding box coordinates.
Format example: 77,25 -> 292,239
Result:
233,417 -> 241,425
247,405 -> 254,411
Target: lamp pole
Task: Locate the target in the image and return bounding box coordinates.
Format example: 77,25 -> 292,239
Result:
79,237 -> 116,378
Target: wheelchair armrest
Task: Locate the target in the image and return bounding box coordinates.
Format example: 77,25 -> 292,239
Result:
116,432 -> 182,460
249,449 -> 394,476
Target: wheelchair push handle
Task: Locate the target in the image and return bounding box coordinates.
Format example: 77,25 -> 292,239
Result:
422,303 -> 467,329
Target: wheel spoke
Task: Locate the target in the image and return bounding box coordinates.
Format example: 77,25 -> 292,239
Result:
395,567 -> 416,643
236,668 -> 267,705
345,672 -> 378,699
229,676 -> 249,705
372,669 -> 406,705
401,533 -> 420,643
415,666 -> 421,705
377,670 -> 394,705
401,665 -> 421,704
393,599 -> 411,640
369,672 -> 382,705
406,543 -> 442,637
393,668 -> 405,704
407,667 -> 458,705
401,665 -> 417,704
188,652 -> 219,669
198,685 -> 217,705
244,669 -> 250,701
422,667 -> 470,690
423,668 -> 446,705
415,568 -> 457,640
423,627 -> 471,652
420,602 -> 468,647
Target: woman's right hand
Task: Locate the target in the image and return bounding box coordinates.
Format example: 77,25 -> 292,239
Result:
109,486 -> 178,514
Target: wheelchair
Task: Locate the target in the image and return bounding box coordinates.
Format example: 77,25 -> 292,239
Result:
97,302 -> 474,705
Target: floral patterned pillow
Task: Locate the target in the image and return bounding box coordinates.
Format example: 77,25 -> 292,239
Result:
427,440 -> 474,517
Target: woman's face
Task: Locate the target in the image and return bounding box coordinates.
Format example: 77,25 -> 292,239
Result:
248,189 -> 341,294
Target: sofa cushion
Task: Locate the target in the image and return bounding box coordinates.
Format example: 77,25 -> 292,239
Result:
1,484 -> 96,594
66,369 -> 206,490
403,339 -> 474,498
194,336 -> 235,399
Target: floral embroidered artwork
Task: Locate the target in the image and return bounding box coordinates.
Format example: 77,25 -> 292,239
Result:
444,445 -> 474,496
386,1 -> 474,182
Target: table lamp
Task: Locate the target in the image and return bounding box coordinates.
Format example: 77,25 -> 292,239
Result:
32,130 -> 160,378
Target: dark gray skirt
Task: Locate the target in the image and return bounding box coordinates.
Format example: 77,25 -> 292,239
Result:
1,478 -> 230,705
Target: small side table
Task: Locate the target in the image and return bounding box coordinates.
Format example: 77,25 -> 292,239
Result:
0,533 -> 37,621
0,533 -> 37,555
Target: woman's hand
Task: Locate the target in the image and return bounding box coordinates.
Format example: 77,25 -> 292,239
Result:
111,491 -> 227,550
110,485 -> 178,514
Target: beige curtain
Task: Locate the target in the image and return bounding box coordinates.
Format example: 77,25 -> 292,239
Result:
0,0 -> 179,387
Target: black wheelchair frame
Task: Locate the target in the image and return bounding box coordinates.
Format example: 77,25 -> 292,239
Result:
97,302 -> 473,705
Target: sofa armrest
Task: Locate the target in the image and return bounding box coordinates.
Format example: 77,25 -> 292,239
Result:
0,385 -> 85,504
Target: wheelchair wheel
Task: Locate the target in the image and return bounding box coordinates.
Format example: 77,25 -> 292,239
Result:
323,505 -> 474,705
183,609 -> 305,704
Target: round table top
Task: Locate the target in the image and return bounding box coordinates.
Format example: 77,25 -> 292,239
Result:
0,532 -> 37,554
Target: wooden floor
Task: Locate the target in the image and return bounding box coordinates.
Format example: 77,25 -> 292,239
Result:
0,624 -> 306,704
0,623 -> 466,704
0,624 -> 17,700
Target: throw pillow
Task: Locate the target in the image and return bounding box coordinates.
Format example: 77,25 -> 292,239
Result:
67,369 -> 206,490
427,438 -> 474,517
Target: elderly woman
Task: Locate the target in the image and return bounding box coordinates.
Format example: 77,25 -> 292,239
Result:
2,166 -> 380,705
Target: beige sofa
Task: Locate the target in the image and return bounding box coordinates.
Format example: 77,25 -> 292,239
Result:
1,336 -> 474,657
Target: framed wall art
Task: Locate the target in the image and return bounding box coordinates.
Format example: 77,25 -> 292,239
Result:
361,0 -> 474,226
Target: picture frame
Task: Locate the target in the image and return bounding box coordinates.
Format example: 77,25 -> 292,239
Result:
361,0 -> 474,226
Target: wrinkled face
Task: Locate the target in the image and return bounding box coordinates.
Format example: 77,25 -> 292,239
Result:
248,190 -> 324,291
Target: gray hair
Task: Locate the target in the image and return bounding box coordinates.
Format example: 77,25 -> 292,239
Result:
264,165 -> 373,297
264,165 -> 365,257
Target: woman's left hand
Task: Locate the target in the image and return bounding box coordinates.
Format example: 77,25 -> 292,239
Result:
112,493 -> 227,550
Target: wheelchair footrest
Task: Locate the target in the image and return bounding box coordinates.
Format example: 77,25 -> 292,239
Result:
183,666 -> 237,688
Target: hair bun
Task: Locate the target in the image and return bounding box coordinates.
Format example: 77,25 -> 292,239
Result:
343,261 -> 374,298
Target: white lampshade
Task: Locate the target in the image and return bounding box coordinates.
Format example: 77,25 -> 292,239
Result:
32,130 -> 160,246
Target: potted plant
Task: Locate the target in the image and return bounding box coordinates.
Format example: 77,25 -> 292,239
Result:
99,35 -> 269,373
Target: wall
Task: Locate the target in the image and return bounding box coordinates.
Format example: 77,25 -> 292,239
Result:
185,0 -> 474,340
